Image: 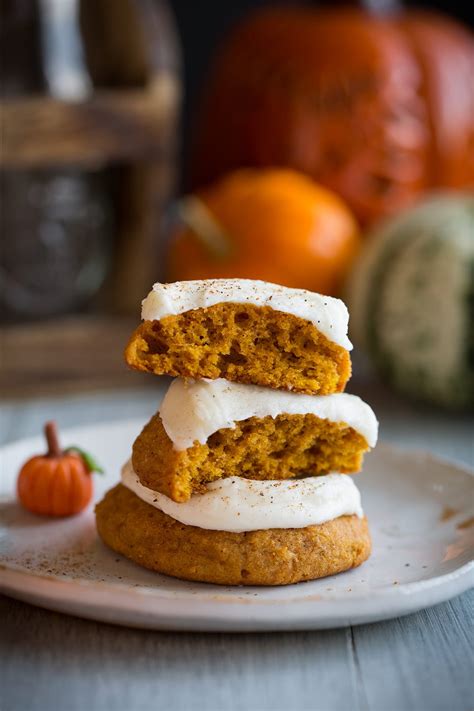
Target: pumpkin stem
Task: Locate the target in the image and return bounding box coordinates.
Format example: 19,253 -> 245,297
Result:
176,196 -> 233,260
45,421 -> 61,458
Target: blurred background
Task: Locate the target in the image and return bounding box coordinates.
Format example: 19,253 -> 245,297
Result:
1,0 -> 473,409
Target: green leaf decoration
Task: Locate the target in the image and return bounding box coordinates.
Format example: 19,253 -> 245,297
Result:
64,446 -> 105,475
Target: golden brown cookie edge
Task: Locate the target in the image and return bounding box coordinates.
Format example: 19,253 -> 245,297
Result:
95,484 -> 371,586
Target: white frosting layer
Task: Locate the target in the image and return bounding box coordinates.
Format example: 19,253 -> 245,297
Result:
141,279 -> 352,350
121,460 -> 363,532
160,378 -> 378,451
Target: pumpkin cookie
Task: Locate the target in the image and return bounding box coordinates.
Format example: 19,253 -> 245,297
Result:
132,378 -> 378,502
125,280 -> 352,395
96,484 -> 371,586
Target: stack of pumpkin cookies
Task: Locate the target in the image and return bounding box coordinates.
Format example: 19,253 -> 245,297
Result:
96,279 -> 378,586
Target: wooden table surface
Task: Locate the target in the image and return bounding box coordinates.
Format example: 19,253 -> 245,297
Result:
1,376 -> 473,711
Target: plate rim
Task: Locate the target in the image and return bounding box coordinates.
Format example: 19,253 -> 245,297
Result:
1,563 -> 473,632
1,553 -> 473,605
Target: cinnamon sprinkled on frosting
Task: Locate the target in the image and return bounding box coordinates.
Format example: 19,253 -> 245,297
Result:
141,279 -> 352,350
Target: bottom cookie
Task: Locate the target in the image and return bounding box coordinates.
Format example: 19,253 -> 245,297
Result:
95,484 -> 371,586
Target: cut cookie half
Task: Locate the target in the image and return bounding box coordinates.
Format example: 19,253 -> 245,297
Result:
125,279 -> 352,395
132,378 -> 378,502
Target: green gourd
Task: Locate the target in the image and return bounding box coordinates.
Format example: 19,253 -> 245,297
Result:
347,194 -> 474,409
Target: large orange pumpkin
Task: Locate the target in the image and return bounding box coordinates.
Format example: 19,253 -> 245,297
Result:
190,7 -> 473,224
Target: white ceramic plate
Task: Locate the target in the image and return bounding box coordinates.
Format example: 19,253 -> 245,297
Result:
1,420 -> 473,631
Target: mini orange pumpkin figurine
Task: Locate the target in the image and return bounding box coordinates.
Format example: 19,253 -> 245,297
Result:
167,168 -> 361,297
17,421 -> 103,517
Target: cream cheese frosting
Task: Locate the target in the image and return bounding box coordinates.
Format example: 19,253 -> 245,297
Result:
159,378 -> 378,451
141,279 -> 352,350
121,460 -> 363,532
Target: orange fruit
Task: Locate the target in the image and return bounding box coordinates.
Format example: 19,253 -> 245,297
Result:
167,169 -> 361,296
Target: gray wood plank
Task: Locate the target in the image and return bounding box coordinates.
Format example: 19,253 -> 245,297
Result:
351,591 -> 474,711
1,595 -> 362,711
2,592 -> 473,711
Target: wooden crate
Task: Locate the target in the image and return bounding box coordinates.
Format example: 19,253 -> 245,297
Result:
0,0 -> 181,396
